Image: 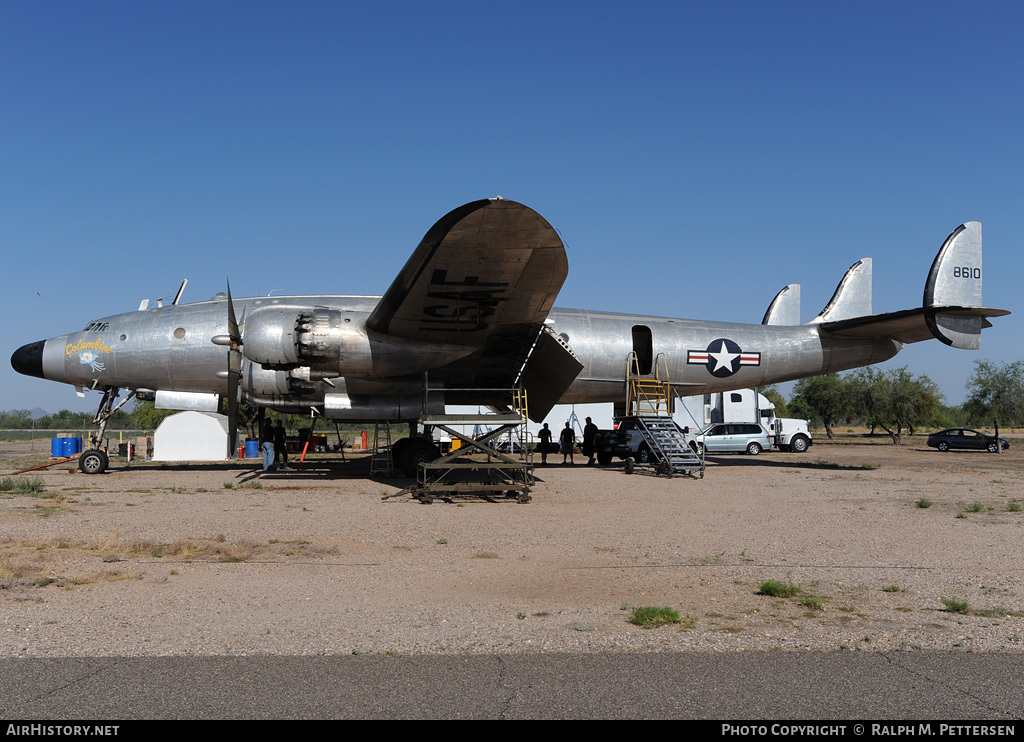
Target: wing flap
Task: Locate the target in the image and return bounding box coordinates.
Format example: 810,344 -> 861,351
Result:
517,327 -> 585,422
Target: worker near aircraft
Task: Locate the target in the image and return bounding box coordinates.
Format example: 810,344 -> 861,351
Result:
582,417 -> 599,466
273,419 -> 290,471
259,418 -> 275,472
559,422 -> 575,466
538,423 -> 552,465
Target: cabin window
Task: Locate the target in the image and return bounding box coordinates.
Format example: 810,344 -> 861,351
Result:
631,325 -> 653,375
173,327 -> 186,339
730,392 -> 743,403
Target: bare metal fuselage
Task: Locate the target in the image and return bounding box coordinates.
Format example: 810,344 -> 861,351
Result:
11,200 -> 1003,428
27,294 -> 899,419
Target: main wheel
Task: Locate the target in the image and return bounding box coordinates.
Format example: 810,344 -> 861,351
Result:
78,449 -> 108,474
400,439 -> 441,478
987,441 -> 998,453
746,442 -> 762,456
789,436 -> 809,453
637,444 -> 651,464
624,457 -> 635,475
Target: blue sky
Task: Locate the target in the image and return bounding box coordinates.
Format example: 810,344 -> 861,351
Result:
2,1 -> 1020,413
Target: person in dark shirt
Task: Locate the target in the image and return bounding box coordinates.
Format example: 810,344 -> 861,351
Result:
259,418 -> 275,472
537,422 -> 552,465
273,419 -> 290,471
559,422 -> 575,465
582,416 -> 599,466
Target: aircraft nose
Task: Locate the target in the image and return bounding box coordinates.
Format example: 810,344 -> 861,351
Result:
11,340 -> 46,379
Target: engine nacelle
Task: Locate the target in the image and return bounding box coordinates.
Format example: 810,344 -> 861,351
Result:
242,360 -> 321,405
242,307 -> 346,370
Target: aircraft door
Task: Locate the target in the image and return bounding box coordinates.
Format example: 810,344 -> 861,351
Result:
631,325 -> 653,375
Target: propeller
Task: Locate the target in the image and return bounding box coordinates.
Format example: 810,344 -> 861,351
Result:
226,281 -> 242,458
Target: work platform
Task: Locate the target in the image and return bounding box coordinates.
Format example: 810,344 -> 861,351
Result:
387,389 -> 534,504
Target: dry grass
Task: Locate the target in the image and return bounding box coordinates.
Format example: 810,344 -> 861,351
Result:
4,532 -> 312,576
0,531 -> 317,592
0,555 -> 25,579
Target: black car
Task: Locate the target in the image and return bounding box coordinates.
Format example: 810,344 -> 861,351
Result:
926,428 -> 1010,453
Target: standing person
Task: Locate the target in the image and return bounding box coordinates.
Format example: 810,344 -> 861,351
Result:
273,419 -> 290,471
259,417 -> 275,472
582,416 -> 599,466
559,422 -> 575,465
537,422 -> 552,465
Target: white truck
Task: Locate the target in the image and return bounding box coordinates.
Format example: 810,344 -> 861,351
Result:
677,388 -> 812,453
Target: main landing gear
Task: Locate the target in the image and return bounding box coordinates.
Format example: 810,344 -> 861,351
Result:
391,434 -> 441,479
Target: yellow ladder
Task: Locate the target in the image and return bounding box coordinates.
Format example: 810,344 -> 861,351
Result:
626,352 -> 671,417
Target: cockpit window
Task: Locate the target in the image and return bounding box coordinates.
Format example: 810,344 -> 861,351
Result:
83,322 -> 110,332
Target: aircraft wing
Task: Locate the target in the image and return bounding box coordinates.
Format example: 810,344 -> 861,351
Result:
366,198 -> 577,419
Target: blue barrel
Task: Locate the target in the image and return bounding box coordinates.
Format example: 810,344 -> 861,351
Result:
62,437 -> 76,457
245,439 -> 260,458
51,437 -> 63,457
73,437 -> 83,454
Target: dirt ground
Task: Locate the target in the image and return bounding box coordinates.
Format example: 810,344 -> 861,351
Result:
2,436 -> 1023,657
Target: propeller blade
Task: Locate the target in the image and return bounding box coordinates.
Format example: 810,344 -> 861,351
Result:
226,281 -> 242,458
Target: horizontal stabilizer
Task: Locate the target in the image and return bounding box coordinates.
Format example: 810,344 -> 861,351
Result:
821,306 -> 1007,345
762,284 -> 801,325
809,259 -> 871,324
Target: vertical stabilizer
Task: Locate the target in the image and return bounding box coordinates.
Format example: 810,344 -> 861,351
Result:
924,221 -> 984,349
762,284 -> 801,325
809,258 -> 872,324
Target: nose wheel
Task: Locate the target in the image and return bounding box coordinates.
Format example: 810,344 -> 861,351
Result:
78,449 -> 109,475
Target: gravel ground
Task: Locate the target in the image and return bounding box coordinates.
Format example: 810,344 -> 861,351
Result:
2,437 -> 1023,657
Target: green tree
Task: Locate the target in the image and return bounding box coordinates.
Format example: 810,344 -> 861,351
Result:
964,360 -> 1024,451
760,385 -> 789,419
129,400 -> 177,430
849,367 -> 942,444
0,410 -> 34,429
791,374 -> 849,439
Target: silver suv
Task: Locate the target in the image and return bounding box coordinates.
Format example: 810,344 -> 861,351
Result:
695,422 -> 773,455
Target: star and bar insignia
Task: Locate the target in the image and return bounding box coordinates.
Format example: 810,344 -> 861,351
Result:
687,338 -> 761,378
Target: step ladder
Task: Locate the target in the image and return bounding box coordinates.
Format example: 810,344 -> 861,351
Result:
625,352 -> 704,478
371,421 -> 394,477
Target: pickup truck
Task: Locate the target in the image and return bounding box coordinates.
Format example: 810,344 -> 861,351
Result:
594,428 -> 630,466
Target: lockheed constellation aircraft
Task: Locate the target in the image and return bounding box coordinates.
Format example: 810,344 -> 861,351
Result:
11,198 -> 1008,474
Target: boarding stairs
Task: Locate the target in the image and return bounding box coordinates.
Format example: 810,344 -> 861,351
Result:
625,352 -> 704,478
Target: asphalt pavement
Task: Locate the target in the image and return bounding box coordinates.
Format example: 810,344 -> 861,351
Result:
2,653 -> 1022,720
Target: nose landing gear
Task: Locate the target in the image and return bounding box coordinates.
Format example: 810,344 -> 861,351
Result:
79,387 -> 136,474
